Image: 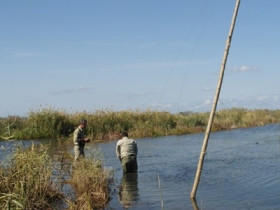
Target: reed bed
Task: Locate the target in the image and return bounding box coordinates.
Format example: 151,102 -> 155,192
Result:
0,143 -> 113,210
66,156 -> 113,209
1,107 -> 280,141
0,143 -> 62,209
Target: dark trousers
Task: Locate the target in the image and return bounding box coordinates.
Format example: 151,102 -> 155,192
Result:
121,155 -> 138,173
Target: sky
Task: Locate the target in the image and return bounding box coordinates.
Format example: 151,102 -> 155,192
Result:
1,0 -> 280,117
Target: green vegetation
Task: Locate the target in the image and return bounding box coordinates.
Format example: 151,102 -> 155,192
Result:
1,107 -> 280,141
0,143 -> 112,209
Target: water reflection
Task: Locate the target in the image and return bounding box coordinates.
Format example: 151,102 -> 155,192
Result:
2,124 -> 280,209
190,197 -> 200,210
118,173 -> 139,209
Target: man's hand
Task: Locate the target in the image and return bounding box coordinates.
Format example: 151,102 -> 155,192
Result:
84,138 -> 90,143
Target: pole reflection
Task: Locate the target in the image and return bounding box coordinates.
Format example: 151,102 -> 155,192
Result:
190,197 -> 200,210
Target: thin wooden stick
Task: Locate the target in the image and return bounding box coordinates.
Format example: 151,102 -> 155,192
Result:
158,174 -> 164,210
190,0 -> 241,199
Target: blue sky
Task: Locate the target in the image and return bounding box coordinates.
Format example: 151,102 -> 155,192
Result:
1,0 -> 279,117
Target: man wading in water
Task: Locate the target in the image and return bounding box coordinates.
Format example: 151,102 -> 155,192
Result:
73,119 -> 90,161
116,132 -> 138,173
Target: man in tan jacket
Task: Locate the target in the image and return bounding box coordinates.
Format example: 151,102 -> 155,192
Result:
116,132 -> 138,173
73,119 -> 90,161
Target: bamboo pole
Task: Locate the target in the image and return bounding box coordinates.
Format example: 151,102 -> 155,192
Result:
190,0 -> 241,199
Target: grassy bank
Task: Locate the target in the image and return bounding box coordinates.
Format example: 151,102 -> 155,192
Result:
1,107 -> 280,141
0,143 -> 112,209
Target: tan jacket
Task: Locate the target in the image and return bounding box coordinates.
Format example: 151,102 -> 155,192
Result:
73,126 -> 85,146
116,137 -> 138,159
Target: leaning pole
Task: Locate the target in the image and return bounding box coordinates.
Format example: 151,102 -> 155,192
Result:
190,0 -> 241,199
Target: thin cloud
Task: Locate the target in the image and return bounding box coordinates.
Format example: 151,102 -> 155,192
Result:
229,66 -> 260,72
273,95 -> 279,101
216,94 -> 280,110
204,99 -> 211,104
256,95 -> 268,101
111,93 -> 280,113
12,52 -> 42,58
98,61 -> 191,72
192,99 -> 212,110
254,94 -> 280,102
84,41 -> 121,48
201,87 -> 213,91
51,86 -> 94,95
84,41 -> 157,49
117,91 -> 159,99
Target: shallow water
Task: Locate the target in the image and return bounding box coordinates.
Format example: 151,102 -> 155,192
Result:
94,124 -> 280,210
1,124 -> 280,209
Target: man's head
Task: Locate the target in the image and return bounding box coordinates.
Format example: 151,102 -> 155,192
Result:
122,132 -> 128,137
80,119 -> 87,128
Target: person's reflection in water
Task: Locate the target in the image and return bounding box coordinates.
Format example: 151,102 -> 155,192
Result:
118,173 -> 139,209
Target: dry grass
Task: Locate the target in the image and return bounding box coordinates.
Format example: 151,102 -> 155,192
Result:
1,107 -> 280,140
0,143 -> 63,209
0,143 -> 113,210
66,153 -> 113,210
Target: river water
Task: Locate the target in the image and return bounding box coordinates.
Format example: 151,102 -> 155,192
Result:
95,124 -> 280,210
1,124 -> 280,210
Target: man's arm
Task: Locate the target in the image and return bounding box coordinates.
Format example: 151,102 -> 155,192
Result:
135,141 -> 138,156
73,129 -> 90,144
73,129 -> 80,144
116,142 -> 121,161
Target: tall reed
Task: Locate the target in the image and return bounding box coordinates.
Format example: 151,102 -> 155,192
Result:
1,107 -> 280,141
0,143 -> 112,210
0,143 -> 63,209
66,151 -> 113,209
